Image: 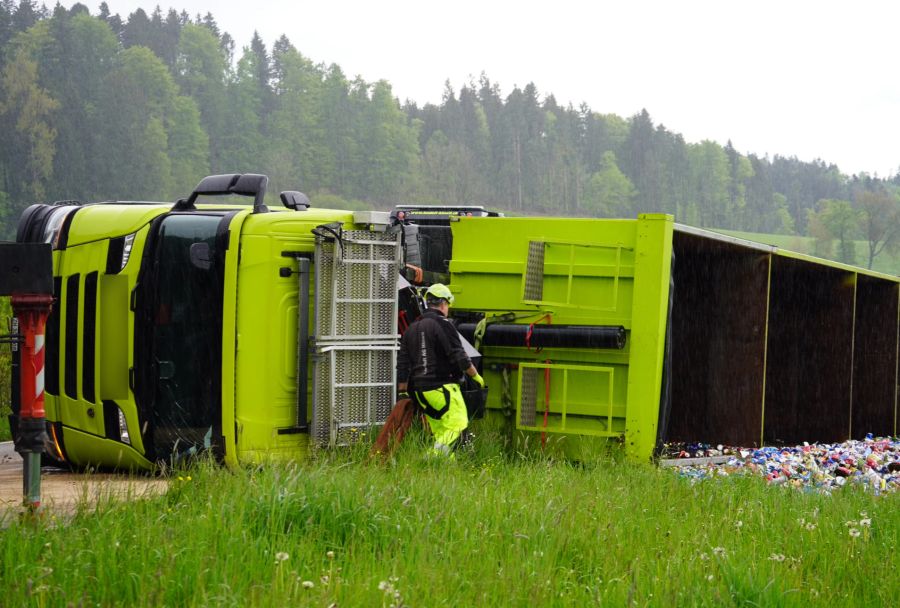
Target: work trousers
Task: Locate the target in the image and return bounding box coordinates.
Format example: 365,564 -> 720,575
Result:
413,382 -> 468,454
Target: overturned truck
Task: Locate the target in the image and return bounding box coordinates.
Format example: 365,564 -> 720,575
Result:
8,174 -> 899,469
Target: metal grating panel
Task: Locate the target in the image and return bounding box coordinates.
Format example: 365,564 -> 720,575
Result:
519,366 -> 539,426
523,241 -> 545,301
311,228 -> 401,447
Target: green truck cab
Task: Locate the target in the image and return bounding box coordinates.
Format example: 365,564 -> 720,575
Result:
14,174 -> 397,470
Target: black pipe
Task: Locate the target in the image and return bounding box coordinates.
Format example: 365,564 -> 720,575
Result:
457,323 -> 626,350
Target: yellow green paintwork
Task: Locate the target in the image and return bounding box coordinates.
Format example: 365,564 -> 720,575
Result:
231,208 -> 355,464
448,214 -> 674,462
41,199 -> 899,469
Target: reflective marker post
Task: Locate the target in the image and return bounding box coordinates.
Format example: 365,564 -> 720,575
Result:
1,242 -> 54,513
11,294 -> 53,511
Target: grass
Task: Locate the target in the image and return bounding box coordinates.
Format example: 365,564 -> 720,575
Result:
1,428 -> 897,607
720,229 -> 900,275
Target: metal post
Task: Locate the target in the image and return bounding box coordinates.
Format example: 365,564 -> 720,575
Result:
11,294 -> 53,512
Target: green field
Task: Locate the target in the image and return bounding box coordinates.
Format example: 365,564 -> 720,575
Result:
719,229 -> 900,276
1,432 -> 897,607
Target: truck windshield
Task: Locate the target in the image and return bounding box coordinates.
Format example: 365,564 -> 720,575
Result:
134,213 -> 227,463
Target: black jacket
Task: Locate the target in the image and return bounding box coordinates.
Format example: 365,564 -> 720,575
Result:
397,310 -> 472,391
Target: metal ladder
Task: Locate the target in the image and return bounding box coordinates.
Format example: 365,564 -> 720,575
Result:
310,229 -> 401,446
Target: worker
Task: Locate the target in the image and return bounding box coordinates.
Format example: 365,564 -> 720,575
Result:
397,283 -> 484,455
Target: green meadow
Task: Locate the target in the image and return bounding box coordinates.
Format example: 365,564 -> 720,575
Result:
720,229 -> 900,276
1,430 -> 897,607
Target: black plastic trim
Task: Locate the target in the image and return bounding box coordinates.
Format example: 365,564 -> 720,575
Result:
64,274 -> 80,399
45,277 -> 62,395
82,272 -> 98,403
103,400 -> 120,441
106,236 -> 125,275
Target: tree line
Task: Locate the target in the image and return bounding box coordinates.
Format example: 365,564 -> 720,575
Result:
1,1 -> 899,269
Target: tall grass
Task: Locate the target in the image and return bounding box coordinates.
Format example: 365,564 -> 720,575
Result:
1,427 -> 897,607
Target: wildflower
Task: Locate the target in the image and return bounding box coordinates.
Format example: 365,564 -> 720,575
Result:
326,550 -> 335,559
848,528 -> 861,538
797,517 -> 806,526
706,575 -> 714,581
321,575 -> 330,585
698,552 -> 710,561
845,520 -> 857,527
859,518 -> 871,527
769,553 -> 786,562
301,580 -> 314,589
734,520 -> 743,529
275,552 -> 289,563
713,547 -> 727,558
805,522 -> 817,531
859,510 -> 868,518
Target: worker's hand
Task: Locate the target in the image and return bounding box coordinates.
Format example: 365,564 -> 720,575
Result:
471,373 -> 485,388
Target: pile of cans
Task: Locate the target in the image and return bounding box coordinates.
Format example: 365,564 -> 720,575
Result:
664,435 -> 900,494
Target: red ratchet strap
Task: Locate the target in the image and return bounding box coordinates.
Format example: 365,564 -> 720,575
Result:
541,360 -> 551,449
525,313 -> 553,352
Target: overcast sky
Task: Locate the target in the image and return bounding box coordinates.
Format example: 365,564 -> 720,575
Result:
87,1 -> 900,177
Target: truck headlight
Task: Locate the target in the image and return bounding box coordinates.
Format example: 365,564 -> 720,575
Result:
118,408 -> 131,445
121,232 -> 136,270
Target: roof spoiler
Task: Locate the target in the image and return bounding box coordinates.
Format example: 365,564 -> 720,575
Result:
173,173 -> 269,213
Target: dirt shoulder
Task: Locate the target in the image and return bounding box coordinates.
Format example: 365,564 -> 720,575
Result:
0,441 -> 166,516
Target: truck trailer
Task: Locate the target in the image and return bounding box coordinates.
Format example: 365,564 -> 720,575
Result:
8,173 -> 900,469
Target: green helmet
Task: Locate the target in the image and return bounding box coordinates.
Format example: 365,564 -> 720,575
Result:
425,283 -> 454,305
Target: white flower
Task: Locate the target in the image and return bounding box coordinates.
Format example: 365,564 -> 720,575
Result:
326,550 -> 335,559
734,520 -> 743,529
275,552 -> 289,563
769,553 -> 786,562
301,580 -> 314,589
859,518 -> 871,527
848,528 -> 861,538
713,547 -> 727,558
805,522 -> 817,531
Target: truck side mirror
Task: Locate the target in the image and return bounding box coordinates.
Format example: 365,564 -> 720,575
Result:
280,191 -> 310,211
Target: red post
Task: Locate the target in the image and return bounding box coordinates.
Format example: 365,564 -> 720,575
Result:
11,294 -> 53,511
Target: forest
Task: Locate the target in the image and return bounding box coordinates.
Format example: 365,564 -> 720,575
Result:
1,1 -> 899,269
